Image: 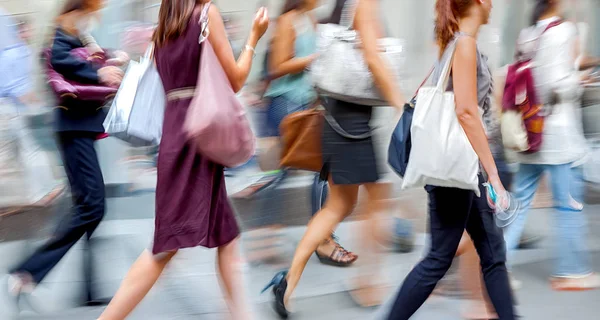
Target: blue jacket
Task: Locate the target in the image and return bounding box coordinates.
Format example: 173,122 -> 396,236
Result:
51,28 -> 106,133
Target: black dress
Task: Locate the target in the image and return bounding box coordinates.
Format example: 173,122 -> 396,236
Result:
320,98 -> 379,185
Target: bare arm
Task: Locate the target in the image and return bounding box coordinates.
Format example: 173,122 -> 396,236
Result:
207,6 -> 268,93
354,0 -> 404,109
268,13 -> 315,80
453,37 -> 502,190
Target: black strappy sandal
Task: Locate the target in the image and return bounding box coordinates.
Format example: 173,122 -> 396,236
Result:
314,237 -> 358,267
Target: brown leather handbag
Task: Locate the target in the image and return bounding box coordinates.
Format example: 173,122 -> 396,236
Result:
279,108 -> 324,172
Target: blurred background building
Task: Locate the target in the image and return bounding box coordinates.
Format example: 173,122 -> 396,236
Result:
2,0 -> 599,96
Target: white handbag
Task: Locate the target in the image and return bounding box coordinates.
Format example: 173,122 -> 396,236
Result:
401,42 -> 480,196
501,110 -> 529,152
103,45 -> 165,147
310,0 -> 405,106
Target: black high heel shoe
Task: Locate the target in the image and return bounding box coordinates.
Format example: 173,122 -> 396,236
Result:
262,271 -> 289,318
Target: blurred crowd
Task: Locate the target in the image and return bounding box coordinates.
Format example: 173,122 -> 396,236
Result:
1,0 -> 600,320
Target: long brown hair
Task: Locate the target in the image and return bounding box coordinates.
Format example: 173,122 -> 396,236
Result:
54,0 -> 104,35
59,0 -> 104,15
434,0 -> 474,56
153,0 -> 205,48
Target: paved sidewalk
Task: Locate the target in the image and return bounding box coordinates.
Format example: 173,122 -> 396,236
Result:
2,174 -> 600,320
3,204 -> 600,320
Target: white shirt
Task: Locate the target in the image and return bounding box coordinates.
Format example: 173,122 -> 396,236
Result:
515,18 -> 588,166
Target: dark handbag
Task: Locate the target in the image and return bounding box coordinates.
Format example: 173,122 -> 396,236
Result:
279,108 -> 324,172
43,48 -> 118,103
388,68 -> 433,178
388,102 -> 414,177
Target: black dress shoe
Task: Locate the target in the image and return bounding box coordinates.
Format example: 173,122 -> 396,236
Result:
262,271 -> 289,319
273,277 -> 289,318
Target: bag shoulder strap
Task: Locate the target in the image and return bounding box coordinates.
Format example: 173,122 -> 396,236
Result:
534,19 -> 562,53
324,112 -> 371,140
340,0 -> 357,29
198,1 -> 212,44
144,43 -> 155,61
515,19 -> 563,61
409,67 -> 434,106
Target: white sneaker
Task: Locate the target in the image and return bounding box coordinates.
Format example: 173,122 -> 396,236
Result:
550,273 -> 600,291
510,275 -> 522,291
0,275 -> 21,319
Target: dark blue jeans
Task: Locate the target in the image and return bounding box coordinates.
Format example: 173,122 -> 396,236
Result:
13,132 -> 105,301
386,175 -> 516,320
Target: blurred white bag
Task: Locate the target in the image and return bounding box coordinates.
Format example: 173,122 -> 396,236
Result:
401,43 -> 480,196
104,46 -> 165,147
501,110 -> 529,152
0,99 -> 59,208
311,0 -> 406,106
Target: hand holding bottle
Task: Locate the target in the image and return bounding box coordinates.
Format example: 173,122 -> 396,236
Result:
484,180 -> 521,228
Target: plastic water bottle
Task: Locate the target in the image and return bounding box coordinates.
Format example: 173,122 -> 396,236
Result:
483,183 -> 521,228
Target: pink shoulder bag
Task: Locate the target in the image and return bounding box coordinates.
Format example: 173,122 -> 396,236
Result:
183,2 -> 255,167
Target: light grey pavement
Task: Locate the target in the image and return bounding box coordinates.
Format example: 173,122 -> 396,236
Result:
1,184 -> 599,320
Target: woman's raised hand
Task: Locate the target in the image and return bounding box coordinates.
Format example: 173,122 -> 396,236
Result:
251,7 -> 269,40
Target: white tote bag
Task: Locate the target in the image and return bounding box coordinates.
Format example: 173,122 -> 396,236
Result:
103,46 -> 165,147
401,43 -> 480,196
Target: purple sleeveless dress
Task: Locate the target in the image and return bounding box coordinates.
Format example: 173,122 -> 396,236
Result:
151,10 -> 240,254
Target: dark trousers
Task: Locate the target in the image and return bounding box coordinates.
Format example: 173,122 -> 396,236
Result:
13,132 -> 105,300
387,175 -> 516,320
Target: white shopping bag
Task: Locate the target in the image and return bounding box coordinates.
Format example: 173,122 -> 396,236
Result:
127,59 -> 165,144
104,45 -> 165,147
402,42 -> 480,196
0,99 -> 59,208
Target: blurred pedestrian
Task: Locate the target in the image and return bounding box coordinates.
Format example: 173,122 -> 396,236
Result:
324,0 -> 416,255
4,0 -> 124,308
0,8 -> 35,106
15,17 -> 34,44
386,0 -> 517,319
253,0 -> 359,268
454,66 -> 518,320
263,0 -> 406,316
97,1 -> 269,319
503,0 -> 598,291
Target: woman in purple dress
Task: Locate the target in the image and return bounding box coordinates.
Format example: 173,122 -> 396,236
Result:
98,1 -> 269,319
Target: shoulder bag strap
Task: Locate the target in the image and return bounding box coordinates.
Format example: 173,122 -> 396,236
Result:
534,19 -> 562,53
198,1 -> 212,44
324,112 -> 372,140
515,19 -> 563,60
340,0 -> 357,29
144,42 -> 155,60
408,67 -> 434,107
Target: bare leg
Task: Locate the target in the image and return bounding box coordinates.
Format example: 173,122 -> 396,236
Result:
349,182 -> 391,307
458,233 -> 497,320
217,238 -> 252,320
98,250 -> 177,320
313,177 -> 358,265
284,179 -> 359,305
